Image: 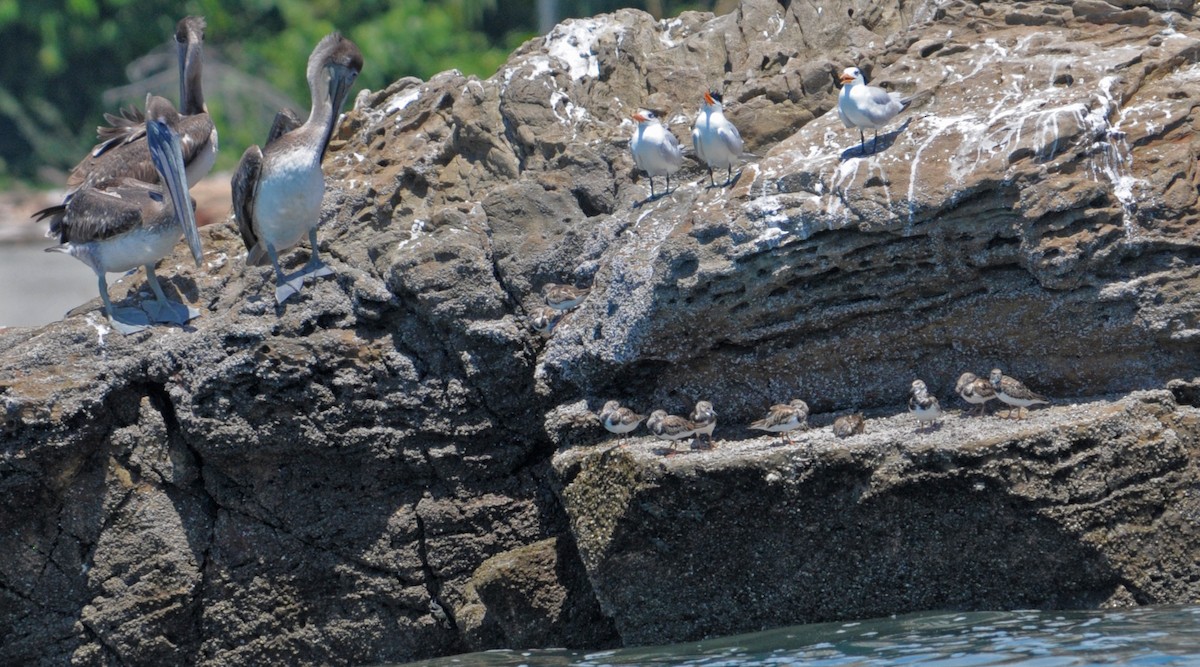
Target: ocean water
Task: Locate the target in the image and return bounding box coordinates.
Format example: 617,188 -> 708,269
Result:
0,242 -> 102,327
393,605 -> 1200,667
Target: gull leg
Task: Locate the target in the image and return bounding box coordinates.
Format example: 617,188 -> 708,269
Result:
859,129 -> 866,155
99,274 -> 150,334
708,168 -> 715,187
648,176 -> 656,198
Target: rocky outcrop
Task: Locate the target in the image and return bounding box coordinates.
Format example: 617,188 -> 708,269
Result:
555,390 -> 1200,644
4,0 -> 1200,665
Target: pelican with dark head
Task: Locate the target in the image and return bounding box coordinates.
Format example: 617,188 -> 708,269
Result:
38,96 -> 204,334
58,16 -> 218,195
232,32 -> 363,304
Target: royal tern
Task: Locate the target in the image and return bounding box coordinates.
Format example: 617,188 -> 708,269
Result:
691,91 -> 743,186
630,109 -> 683,198
838,66 -> 909,155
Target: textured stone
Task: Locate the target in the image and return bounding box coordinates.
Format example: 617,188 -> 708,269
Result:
556,391 -> 1200,644
4,0 -> 1200,664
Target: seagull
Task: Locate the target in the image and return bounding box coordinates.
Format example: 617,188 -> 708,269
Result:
232,33 -> 363,304
38,96 -> 203,334
543,283 -> 589,311
956,372 -> 997,416
630,109 -> 683,198
837,66 -> 909,155
989,368 -> 1049,419
598,401 -> 646,445
647,409 -> 696,454
64,16 -> 217,194
689,400 -> 717,448
750,399 -> 809,444
909,379 -> 943,431
691,91 -> 743,187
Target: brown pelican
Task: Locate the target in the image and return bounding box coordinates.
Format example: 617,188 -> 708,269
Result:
61,16 -> 217,194
38,96 -> 203,334
232,33 -> 363,304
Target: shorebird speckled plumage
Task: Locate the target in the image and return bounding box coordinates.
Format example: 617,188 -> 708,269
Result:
233,32 -> 363,304
956,371 -> 997,416
690,400 -> 717,448
832,413 -> 866,438
750,399 -> 809,444
909,379 -> 943,431
599,401 -> 646,445
989,368 -> 1049,419
647,409 -> 696,454
544,283 -> 590,311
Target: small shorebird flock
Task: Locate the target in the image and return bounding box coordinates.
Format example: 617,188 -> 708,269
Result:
598,367 -> 1051,453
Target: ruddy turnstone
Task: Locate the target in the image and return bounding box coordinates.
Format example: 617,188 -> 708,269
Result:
956,371 -> 997,416
598,400 -> 645,445
630,109 -> 683,198
750,399 -> 809,444
909,379 -> 943,431
529,306 -> 562,337
689,400 -> 717,448
543,283 -> 590,311
838,66 -> 910,155
647,409 -> 696,454
832,413 -> 866,438
691,91 -> 743,187
989,368 -> 1049,419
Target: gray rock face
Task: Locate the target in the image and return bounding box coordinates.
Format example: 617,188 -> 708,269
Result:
555,391 -> 1200,644
4,0 -> 1200,664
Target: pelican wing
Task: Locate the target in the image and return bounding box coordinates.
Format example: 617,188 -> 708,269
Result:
231,144 -> 265,263
94,104 -> 147,156
65,138 -> 159,194
177,112 -> 217,165
266,108 -> 302,147
54,180 -> 157,244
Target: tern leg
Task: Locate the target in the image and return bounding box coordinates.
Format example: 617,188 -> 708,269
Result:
142,265 -> 199,325
98,274 -> 150,334
267,243 -> 305,305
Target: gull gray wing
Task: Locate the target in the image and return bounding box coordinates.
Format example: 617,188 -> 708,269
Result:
718,124 -> 743,156
231,144 -> 264,262
661,128 -> 683,167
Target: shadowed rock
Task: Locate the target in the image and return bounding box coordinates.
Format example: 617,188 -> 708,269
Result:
5,0 -> 1200,664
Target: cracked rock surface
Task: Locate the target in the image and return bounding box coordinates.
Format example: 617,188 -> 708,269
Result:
4,0 -> 1200,664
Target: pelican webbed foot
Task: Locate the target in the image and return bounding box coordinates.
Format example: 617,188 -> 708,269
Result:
143,298 -> 200,325
108,306 -> 153,335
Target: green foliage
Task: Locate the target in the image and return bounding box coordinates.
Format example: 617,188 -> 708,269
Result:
0,0 -> 721,186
